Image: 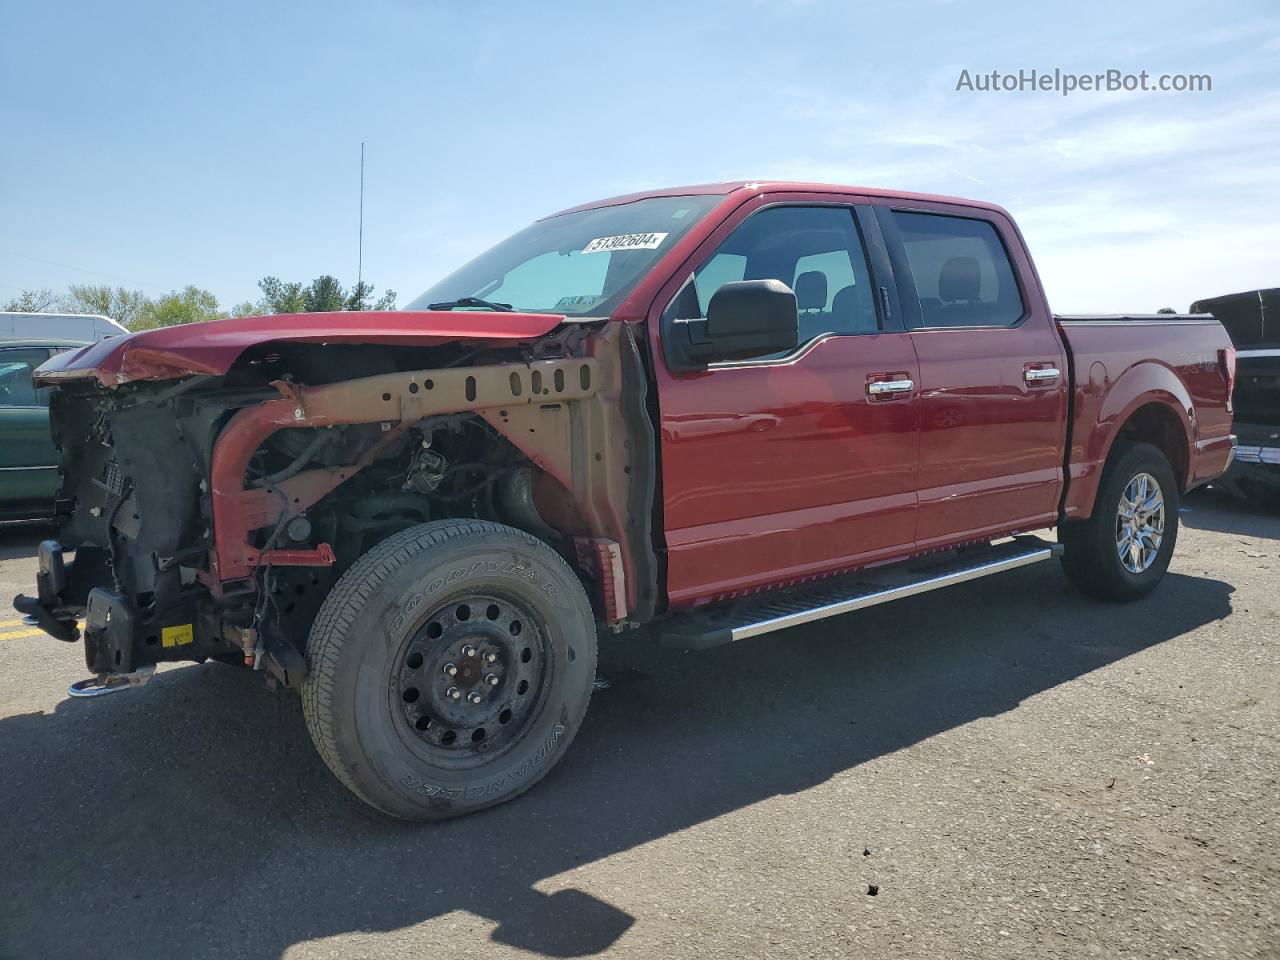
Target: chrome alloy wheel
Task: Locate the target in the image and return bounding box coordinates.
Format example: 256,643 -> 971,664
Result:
1115,471 -> 1165,574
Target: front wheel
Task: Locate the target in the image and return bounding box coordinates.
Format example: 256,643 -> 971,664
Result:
302,520 -> 598,820
1059,441 -> 1180,602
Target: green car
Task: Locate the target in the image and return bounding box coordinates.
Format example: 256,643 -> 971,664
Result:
0,339 -> 86,520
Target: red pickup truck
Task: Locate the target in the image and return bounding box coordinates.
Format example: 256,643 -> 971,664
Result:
17,181 -> 1236,820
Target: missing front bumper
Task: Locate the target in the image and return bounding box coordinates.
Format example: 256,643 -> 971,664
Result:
14,540 -> 220,676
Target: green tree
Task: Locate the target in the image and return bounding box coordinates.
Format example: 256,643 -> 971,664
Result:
3,288 -> 59,312
256,275 -> 395,314
345,280 -> 397,311
133,286 -> 222,330
305,275 -> 345,312
225,301 -> 258,318
256,277 -> 307,314
60,284 -> 150,328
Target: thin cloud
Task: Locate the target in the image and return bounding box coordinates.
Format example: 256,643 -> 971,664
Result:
758,78 -> 1278,312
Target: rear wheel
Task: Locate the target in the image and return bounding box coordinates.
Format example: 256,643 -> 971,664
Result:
302,519 -> 597,820
1060,441 -> 1180,602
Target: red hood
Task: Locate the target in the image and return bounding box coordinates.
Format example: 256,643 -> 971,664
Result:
34,310 -> 566,387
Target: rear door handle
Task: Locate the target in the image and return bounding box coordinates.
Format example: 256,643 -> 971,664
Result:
1024,367 -> 1060,383
867,378 -> 914,396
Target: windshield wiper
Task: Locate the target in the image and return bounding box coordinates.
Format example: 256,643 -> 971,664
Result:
426,296 -> 513,312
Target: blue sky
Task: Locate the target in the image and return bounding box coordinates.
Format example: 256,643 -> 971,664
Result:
1,0 -> 1277,314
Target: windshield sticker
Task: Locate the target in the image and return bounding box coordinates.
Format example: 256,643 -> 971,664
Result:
554,294 -> 605,310
581,232 -> 669,255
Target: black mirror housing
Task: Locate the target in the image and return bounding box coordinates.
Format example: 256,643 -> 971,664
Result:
663,279 -> 799,370
706,280 -> 799,361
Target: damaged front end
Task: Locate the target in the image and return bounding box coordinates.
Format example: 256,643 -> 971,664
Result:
15,319 -> 656,694
16,375 -> 288,684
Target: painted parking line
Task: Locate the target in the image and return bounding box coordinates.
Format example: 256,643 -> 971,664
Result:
0,619 -> 83,642
0,628 -> 46,642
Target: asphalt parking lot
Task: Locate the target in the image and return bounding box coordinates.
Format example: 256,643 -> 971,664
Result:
1,488 -> 1276,960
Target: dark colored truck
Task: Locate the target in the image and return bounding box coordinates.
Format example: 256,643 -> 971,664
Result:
1191,288 -> 1279,503
15,182 -> 1236,820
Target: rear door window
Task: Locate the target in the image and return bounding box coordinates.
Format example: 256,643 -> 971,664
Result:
891,212 -> 1024,328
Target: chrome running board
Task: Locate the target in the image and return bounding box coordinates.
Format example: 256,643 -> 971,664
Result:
656,536 -> 1062,650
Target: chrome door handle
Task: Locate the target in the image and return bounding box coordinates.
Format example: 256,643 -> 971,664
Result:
867,378 -> 914,396
1024,367 -> 1060,383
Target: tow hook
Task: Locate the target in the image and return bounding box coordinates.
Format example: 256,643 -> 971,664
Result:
12,540 -> 80,642
68,664 -> 156,699
12,595 -> 80,642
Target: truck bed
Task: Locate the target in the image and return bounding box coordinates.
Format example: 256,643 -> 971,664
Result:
1055,314 -> 1235,519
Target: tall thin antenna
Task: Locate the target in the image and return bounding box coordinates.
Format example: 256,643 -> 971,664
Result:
357,141 -> 365,287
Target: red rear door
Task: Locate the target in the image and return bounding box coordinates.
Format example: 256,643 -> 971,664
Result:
648,195 -> 922,609
874,203 -> 1068,547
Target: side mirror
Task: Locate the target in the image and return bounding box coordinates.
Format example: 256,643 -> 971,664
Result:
664,279 -> 799,370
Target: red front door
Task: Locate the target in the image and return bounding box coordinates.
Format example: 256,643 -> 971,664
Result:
648,198 -> 922,608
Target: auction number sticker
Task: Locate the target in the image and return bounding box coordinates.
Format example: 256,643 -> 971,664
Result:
554,294 -> 605,309
581,232 -> 668,254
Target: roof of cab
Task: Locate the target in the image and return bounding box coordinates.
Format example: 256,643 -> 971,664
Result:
542,181 -> 1009,219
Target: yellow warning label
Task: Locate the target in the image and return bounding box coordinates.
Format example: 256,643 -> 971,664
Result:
161,623 -> 194,648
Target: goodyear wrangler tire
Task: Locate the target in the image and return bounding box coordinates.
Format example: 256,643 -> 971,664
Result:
302,520 -> 597,820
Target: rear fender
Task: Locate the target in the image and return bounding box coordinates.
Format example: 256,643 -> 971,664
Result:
1064,360 -> 1194,519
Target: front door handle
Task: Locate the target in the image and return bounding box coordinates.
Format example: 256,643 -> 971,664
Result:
1024,367 -> 1060,383
867,378 -> 914,396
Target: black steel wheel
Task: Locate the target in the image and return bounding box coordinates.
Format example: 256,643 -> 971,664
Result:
302,520 -> 597,820
392,593 -> 548,762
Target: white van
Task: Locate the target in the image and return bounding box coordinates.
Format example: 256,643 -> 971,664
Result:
0,312 -> 128,341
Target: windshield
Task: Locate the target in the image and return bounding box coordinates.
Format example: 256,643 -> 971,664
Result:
406,194 -> 723,316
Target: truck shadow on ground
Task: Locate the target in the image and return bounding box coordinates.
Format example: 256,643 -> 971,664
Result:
0,564 -> 1233,960
1181,487 -> 1280,538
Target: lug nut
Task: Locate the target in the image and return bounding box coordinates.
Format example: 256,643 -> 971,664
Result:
442,662 -> 457,677
485,673 -> 499,686
484,651 -> 498,664
461,644 -> 477,658
466,691 -> 483,704
446,686 -> 462,700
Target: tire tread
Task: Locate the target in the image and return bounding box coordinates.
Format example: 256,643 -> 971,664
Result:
1060,441 -> 1179,602
301,519 -> 595,817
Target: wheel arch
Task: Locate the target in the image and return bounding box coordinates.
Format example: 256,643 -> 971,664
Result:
205,323 -> 656,625
1111,402 -> 1190,487
1064,361 -> 1195,520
